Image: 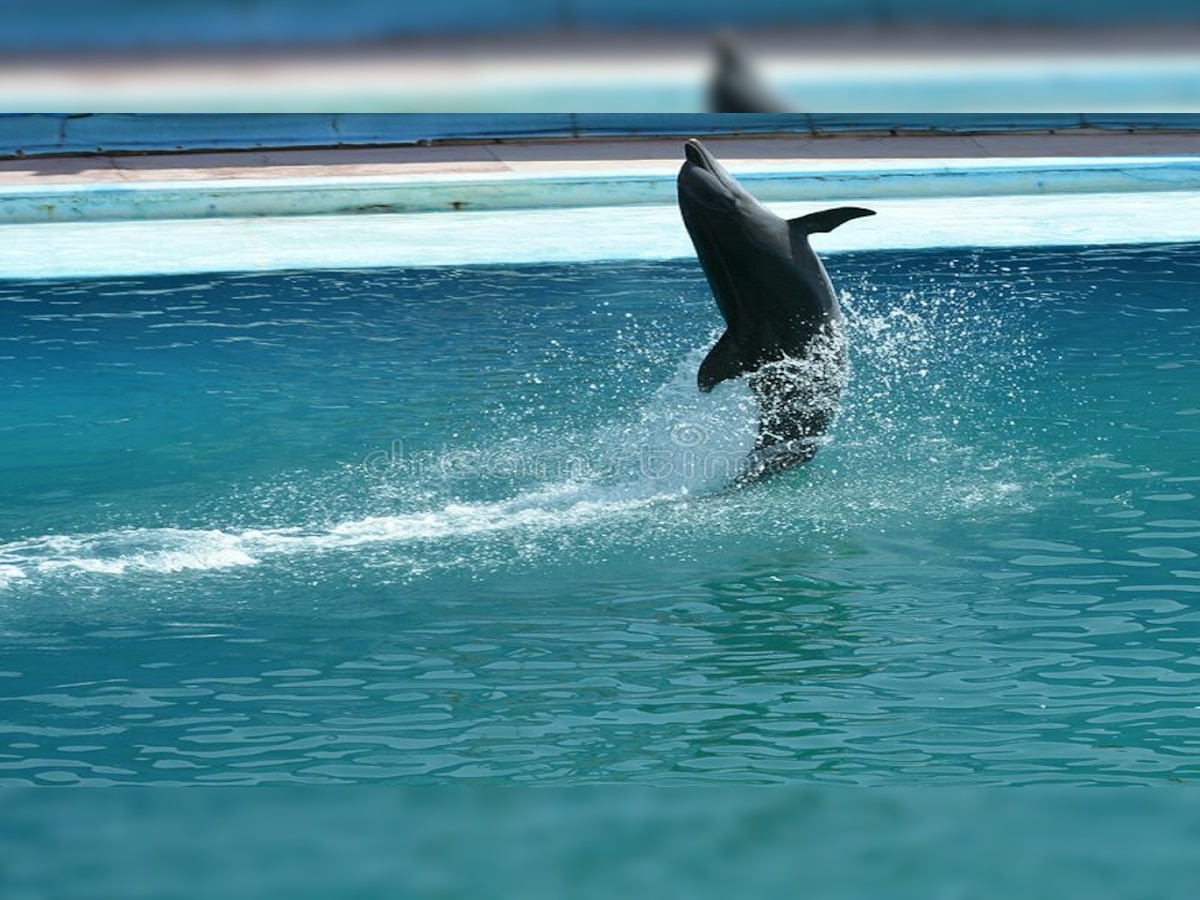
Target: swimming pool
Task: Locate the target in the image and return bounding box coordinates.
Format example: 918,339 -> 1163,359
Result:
1,241 -> 1198,784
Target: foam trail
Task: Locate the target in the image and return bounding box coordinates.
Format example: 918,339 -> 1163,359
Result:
0,487 -> 678,585
0,353 -> 759,587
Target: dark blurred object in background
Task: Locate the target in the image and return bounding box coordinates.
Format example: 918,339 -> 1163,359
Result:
709,33 -> 793,113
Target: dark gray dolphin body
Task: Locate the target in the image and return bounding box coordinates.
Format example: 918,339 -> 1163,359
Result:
677,138 -> 875,480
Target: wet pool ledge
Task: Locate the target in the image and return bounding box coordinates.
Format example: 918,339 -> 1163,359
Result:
4,190 -> 1200,281
2,155 -> 1200,224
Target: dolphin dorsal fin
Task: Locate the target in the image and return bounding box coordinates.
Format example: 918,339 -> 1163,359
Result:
789,207 -> 876,236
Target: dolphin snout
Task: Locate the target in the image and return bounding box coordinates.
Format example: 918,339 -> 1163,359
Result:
684,138 -> 713,170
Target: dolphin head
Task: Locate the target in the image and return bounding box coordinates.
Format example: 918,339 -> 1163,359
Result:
678,137 -> 760,216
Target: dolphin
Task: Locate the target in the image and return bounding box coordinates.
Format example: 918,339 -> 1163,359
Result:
708,34 -> 793,113
677,138 -> 875,480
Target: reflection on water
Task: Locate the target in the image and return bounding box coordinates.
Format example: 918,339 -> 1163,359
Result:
0,244 -> 1198,783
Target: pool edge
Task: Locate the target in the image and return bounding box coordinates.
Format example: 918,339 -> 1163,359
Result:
3,155 -> 1200,225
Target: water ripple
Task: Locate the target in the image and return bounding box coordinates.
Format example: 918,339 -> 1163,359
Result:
1,246 -> 1200,783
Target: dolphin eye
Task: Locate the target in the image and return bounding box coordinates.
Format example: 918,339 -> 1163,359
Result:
738,215 -> 785,253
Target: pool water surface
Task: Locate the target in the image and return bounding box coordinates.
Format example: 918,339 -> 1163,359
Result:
0,243 -> 1198,784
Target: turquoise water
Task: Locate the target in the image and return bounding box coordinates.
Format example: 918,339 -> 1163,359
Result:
0,244 -> 1198,785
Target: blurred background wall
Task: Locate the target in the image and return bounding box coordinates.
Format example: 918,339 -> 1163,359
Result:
2,1 -> 1200,53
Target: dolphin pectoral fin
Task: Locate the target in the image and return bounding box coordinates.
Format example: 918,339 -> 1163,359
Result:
789,207 -> 876,235
698,331 -> 747,392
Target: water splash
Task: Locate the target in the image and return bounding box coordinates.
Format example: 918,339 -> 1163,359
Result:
823,267 -> 1044,519
0,263 -> 1046,589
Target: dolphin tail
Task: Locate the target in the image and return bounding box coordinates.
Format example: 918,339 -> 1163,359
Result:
698,330 -> 748,392
789,207 -> 876,236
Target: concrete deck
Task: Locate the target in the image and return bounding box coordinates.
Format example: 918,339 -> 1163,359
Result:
3,131 -> 1199,186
